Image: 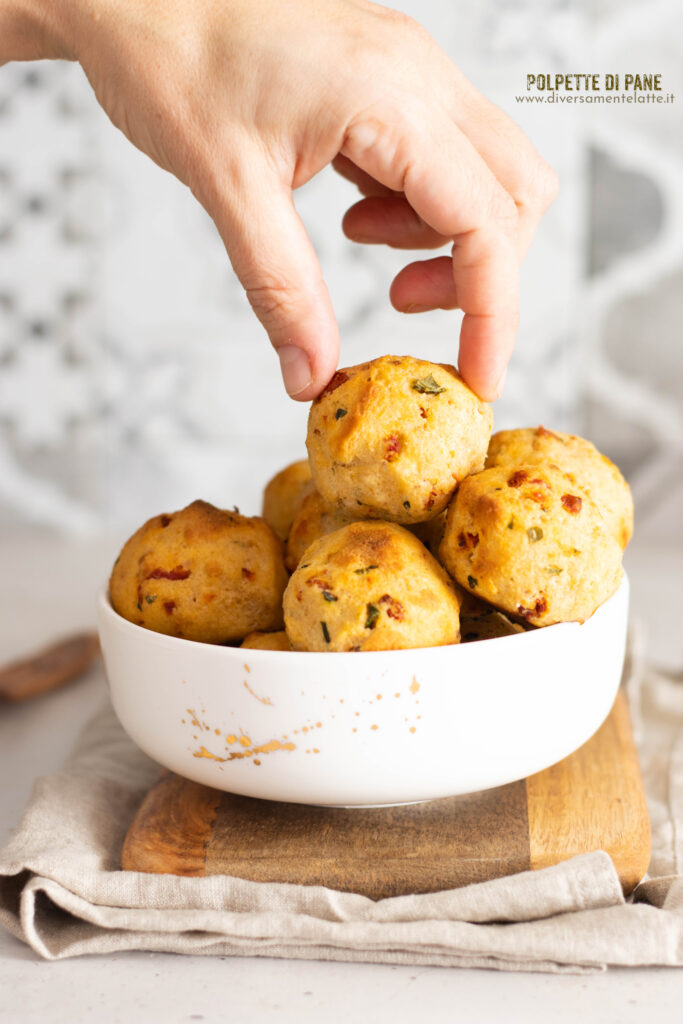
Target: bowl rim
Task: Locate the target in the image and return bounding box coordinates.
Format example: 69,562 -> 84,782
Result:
97,573 -> 628,663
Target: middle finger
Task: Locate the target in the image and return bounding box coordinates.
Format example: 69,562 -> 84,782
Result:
342,195 -> 450,250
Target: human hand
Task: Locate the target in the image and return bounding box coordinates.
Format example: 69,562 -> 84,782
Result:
9,0 -> 558,401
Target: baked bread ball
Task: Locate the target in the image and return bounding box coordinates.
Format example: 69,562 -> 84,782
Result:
283,521 -> 461,652
241,631 -> 292,651
439,465 -> 623,626
306,355 -> 493,525
486,426 -> 633,549
110,500 -> 288,643
262,458 -> 313,541
285,488 -> 357,572
409,510 -> 448,558
460,602 -> 525,642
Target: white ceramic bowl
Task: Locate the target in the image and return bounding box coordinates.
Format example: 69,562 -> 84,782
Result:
97,576 -> 629,807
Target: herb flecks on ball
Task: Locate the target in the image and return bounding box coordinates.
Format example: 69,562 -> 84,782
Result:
284,521 -> 461,652
306,355 -> 493,525
439,465 -> 623,627
110,500 -> 288,643
486,426 -> 633,549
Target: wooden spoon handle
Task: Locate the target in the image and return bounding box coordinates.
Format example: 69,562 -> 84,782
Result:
0,632 -> 100,702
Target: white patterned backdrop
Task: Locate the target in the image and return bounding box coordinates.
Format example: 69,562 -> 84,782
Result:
0,0 -> 681,544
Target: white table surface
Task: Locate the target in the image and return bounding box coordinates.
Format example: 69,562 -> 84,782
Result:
1,530 -> 682,1023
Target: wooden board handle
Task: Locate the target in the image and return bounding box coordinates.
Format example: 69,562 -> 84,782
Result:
122,772 -> 222,876
0,632 -> 100,702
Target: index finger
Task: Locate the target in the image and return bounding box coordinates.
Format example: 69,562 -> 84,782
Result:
341,103 -> 520,400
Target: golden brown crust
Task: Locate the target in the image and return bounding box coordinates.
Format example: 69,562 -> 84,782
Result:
285,488 -> 357,572
306,355 -> 493,525
439,465 -> 623,626
283,520 -> 461,652
261,459 -> 313,542
109,500 -> 288,644
486,426 -> 633,549
240,631 -> 292,651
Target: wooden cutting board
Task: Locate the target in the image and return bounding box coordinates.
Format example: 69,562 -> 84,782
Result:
122,690 -> 651,898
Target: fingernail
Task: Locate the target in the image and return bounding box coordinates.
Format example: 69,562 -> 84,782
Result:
493,367 -> 507,399
278,345 -> 312,397
404,303 -> 430,314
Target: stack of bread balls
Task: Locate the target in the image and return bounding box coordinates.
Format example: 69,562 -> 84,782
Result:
110,354 -> 632,652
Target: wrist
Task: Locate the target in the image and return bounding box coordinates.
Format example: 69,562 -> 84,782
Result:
0,0 -> 79,63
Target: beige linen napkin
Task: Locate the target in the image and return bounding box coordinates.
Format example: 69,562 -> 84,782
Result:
2,632 -> 683,973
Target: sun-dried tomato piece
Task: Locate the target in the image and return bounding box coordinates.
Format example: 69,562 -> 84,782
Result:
146,566 -> 191,581
379,594 -> 405,621
507,470 -> 528,488
561,493 -> 582,514
160,515 -> 172,528
517,597 -> 547,620
320,370 -> 349,398
306,577 -> 332,590
241,568 -> 255,581
457,531 -> 479,550
384,435 -> 401,461
425,489 -> 437,510
163,600 -> 176,615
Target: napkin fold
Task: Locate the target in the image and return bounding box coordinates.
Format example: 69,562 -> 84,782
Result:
2,631 -> 683,973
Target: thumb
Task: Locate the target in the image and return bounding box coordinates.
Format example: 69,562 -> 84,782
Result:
207,162 -> 339,401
